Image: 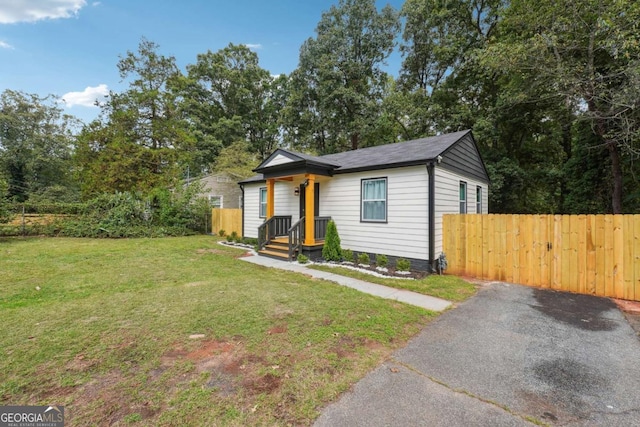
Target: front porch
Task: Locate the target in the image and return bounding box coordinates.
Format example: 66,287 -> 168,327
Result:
257,214 -> 331,260
248,149 -> 341,261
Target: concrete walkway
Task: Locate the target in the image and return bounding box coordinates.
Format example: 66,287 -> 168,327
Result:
240,254 -> 452,312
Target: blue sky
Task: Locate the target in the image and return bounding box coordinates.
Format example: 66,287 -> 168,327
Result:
0,0 -> 405,124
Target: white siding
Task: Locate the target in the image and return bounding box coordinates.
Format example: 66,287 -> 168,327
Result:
244,166 -> 489,259
243,183 -> 263,238
242,180 -> 304,238
321,166 -> 429,260
273,180 -> 299,220
433,167 -> 489,256
264,154 -> 293,167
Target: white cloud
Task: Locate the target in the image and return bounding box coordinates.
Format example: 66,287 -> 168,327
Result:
245,43 -> 262,50
61,84 -> 108,108
0,40 -> 13,49
0,0 -> 86,24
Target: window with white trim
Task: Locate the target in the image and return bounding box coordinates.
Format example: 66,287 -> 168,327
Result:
209,195 -> 223,208
259,187 -> 267,218
361,178 -> 387,222
459,182 -> 467,214
476,186 -> 482,214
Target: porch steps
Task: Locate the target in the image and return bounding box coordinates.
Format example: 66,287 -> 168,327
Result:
259,249 -> 292,260
259,236 -> 296,260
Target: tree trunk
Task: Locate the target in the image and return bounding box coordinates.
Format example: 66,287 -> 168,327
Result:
350,133 -> 359,151
607,141 -> 623,213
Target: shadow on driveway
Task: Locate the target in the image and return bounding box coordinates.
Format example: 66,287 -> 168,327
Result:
315,283 -> 640,426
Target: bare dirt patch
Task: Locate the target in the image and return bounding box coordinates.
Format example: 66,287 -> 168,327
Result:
195,248 -> 226,255
267,324 -> 288,335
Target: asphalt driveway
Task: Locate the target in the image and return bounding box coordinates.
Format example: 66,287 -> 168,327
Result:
315,282 -> 640,426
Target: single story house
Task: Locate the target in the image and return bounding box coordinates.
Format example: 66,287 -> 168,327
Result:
191,172 -> 244,209
239,129 -> 489,272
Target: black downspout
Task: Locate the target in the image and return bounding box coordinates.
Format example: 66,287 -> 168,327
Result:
239,184 -> 245,238
427,162 -> 436,273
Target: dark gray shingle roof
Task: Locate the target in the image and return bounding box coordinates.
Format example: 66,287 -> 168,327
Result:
323,130 -> 470,172
238,130 -> 472,184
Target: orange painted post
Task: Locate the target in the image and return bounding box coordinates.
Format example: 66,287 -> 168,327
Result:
266,178 -> 275,219
304,174 -> 315,246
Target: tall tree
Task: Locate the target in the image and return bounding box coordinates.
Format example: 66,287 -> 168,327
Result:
182,44 -> 283,167
483,0 -> 640,213
399,0 -> 577,213
76,38 -> 191,195
0,90 -> 77,201
283,0 -> 399,153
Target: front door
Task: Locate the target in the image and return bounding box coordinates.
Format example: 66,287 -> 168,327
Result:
299,182 -> 320,219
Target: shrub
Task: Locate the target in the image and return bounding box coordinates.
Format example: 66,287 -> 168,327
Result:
376,254 -> 388,268
357,252 -> 370,265
396,258 -> 411,271
243,237 -> 258,245
226,235 -> 233,242
322,220 -> 342,262
297,254 -> 309,264
230,231 -> 239,242
218,229 -> 226,237
341,248 -> 354,263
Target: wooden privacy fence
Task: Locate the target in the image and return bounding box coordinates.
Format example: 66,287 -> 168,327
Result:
211,208 -> 242,236
443,214 -> 640,302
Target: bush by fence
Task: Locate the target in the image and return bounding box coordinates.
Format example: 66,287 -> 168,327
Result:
1,187 -> 212,238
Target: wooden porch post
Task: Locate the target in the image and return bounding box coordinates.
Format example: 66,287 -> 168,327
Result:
304,174 -> 315,245
266,178 -> 275,218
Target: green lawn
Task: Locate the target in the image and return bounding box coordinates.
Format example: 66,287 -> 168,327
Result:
0,236 -> 434,426
309,265 -> 477,302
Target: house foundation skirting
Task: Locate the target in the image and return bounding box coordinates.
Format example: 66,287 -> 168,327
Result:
301,244 -> 324,260
352,251 -> 430,273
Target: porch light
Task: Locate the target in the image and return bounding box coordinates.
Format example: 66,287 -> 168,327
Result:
294,187 -> 300,196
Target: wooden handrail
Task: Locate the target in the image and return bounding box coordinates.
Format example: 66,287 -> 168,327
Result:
288,217 -> 305,260
257,215 -> 292,250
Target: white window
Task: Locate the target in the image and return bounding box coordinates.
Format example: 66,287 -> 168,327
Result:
209,195 -> 223,209
361,178 -> 387,222
259,187 -> 267,218
459,182 -> 467,214
476,186 -> 482,213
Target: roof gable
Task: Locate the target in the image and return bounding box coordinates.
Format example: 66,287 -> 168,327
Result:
439,132 -> 490,182
253,148 -> 340,178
